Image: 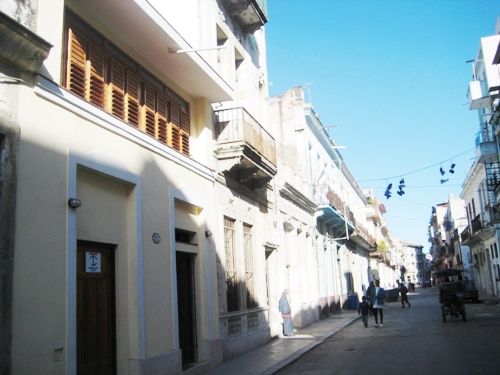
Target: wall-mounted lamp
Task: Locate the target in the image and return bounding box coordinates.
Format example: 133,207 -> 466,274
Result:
68,198 -> 82,209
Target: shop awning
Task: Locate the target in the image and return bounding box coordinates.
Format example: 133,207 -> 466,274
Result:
316,205 -> 355,240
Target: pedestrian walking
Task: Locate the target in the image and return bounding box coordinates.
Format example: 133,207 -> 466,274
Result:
369,279 -> 386,327
358,296 -> 370,327
400,281 -> 411,308
366,280 -> 375,314
279,289 -> 294,336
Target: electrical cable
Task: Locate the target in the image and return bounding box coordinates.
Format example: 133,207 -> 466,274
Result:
358,148 -> 474,182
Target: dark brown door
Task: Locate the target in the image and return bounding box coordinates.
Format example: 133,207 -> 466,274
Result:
77,241 -> 116,375
176,252 -> 197,369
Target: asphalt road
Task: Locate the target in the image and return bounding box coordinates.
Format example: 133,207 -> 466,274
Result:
276,287 -> 500,375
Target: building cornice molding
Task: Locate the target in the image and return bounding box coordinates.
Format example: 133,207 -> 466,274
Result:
0,11 -> 52,74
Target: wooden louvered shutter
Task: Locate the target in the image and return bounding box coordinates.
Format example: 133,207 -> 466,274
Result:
109,60 -> 126,120
126,70 -> 140,128
66,27 -> 87,99
157,93 -> 168,145
88,41 -> 105,108
180,111 -> 190,156
169,102 -> 181,151
143,83 -> 157,138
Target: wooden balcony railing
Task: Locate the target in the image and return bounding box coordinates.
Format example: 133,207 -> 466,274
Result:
214,107 -> 276,167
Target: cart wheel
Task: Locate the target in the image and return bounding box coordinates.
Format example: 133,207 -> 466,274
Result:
441,306 -> 446,322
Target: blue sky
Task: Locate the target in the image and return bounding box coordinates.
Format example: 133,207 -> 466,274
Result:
265,1 -> 500,250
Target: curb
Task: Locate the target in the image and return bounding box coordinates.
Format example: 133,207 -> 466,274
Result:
262,315 -> 361,375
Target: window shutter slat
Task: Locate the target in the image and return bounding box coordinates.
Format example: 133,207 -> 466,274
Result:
180,112 -> 190,155
144,83 -> 157,137
67,28 -> 87,99
126,70 -> 140,128
157,93 -> 168,144
109,60 -> 125,120
88,42 -> 105,107
169,102 -> 181,151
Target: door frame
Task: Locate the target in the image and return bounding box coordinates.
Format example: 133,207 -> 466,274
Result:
66,155 -> 144,375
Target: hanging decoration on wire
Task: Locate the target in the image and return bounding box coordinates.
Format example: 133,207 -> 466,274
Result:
355,148 -> 472,200
384,178 -> 406,199
438,162 -> 455,184
384,183 -> 392,199
397,178 -> 405,196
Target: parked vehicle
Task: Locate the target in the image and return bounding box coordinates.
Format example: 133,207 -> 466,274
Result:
384,288 -> 399,302
463,280 -> 479,303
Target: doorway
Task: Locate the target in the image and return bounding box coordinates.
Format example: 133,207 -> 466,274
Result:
176,251 -> 197,369
77,241 -> 116,375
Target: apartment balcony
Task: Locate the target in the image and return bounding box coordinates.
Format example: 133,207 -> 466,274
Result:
366,205 -> 382,224
475,132 -> 498,164
467,214 -> 494,244
491,97 -> 500,126
468,80 -> 490,110
214,107 -> 277,189
460,225 -> 471,244
488,205 -> 500,225
350,225 -> 376,249
221,0 -> 268,32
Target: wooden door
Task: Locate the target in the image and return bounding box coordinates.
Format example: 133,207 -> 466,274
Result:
77,241 -> 116,375
176,252 -> 197,369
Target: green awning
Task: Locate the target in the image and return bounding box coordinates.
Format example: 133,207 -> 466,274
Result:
316,205 -> 355,239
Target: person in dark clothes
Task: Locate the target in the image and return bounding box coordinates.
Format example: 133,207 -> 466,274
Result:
369,279 -> 386,327
358,296 -> 370,327
400,282 -> 411,308
365,280 -> 375,314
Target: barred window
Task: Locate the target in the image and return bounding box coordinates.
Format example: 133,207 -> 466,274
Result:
243,223 -> 257,308
63,12 -> 190,156
224,217 -> 239,312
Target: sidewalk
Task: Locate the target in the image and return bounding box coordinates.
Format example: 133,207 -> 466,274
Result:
205,311 -> 360,375
479,293 -> 500,305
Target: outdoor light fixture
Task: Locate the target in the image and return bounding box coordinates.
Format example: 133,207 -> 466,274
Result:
68,198 -> 82,208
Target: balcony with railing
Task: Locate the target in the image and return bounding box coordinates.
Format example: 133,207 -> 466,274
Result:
214,107 -> 277,189
471,214 -> 483,234
475,126 -> 498,163
221,0 -> 268,32
460,225 -> 471,244
468,79 -> 490,109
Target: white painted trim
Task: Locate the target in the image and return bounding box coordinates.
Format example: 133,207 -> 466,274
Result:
35,76 -> 216,182
168,187 -> 210,348
66,153 -> 145,374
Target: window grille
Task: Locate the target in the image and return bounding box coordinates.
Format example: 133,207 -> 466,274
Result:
244,223 -> 257,308
224,217 -> 239,312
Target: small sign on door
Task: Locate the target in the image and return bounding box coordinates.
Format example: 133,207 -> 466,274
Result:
85,251 -> 101,273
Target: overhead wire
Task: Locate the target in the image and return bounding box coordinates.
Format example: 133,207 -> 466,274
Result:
357,148 -> 474,183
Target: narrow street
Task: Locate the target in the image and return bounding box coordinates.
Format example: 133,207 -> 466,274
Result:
277,288 -> 500,375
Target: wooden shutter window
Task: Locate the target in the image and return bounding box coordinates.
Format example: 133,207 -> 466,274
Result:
169,102 -> 181,152
88,42 -> 105,108
143,83 -> 157,138
67,28 -> 87,100
125,70 -> 140,128
157,93 -> 168,144
180,111 -> 190,156
64,14 -> 191,156
109,60 -> 126,120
